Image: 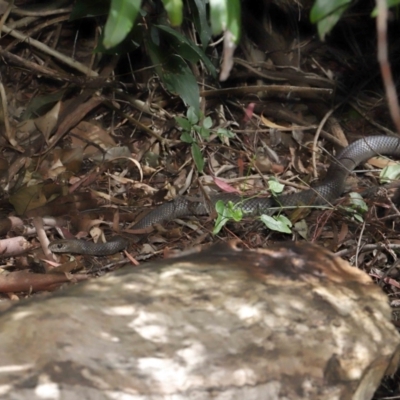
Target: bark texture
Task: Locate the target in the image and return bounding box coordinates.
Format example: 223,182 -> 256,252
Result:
0,241 -> 399,399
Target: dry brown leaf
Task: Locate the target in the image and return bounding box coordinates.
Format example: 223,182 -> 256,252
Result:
34,101 -> 61,141
367,156 -> 400,169
261,114 -> 289,129
70,121 -> 116,157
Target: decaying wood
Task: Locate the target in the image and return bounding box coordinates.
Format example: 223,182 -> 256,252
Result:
0,241 -> 399,399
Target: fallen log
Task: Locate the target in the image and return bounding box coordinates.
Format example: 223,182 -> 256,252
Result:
0,241 -> 399,399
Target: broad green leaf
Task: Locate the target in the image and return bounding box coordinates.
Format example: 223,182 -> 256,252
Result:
180,132 -> 193,143
260,214 -> 292,234
341,193 -> 366,222
372,0 -> 400,16
217,128 -> 235,139
194,125 -> 210,139
341,206 -> 364,222
213,205 -> 229,234
146,29 -> 200,112
380,164 -> 400,183
213,200 -> 243,234
310,0 -> 352,40
155,25 -> 217,77
162,0 -> 183,26
349,192 -> 368,213
199,126 -> 211,139
162,55 -> 200,113
103,0 -> 141,49
209,0 -> 228,35
268,179 -> 284,195
354,213 -> 364,223
189,0 -> 212,47
187,106 -> 199,125
226,204 -> 243,221
203,116 -> 213,129
226,0 -> 241,43
213,215 -> 227,235
96,23 -> 143,54
175,116 -> 192,131
191,142 -> 204,172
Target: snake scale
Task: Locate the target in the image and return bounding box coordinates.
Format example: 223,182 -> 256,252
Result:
49,135 -> 400,255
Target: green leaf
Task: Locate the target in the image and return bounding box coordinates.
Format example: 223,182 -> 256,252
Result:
194,125 -> 210,139
189,0 -> 212,47
203,116 -> 213,129
161,0 -> 183,26
268,179 -> 284,195
209,0 -> 241,42
354,213 -> 364,223
260,214 -> 292,234
191,142 -> 204,172
216,128 -> 235,139
348,192 -> 368,213
226,0 -> 241,43
180,132 -> 193,143
340,192 -> 367,222
161,55 -> 200,113
187,106 -> 199,125
209,0 -> 228,35
310,0 -> 352,40
213,200 -> 243,234
213,215 -> 227,235
350,192 -> 368,212
155,25 -> 217,77
103,0 -> 141,49
372,0 -> 400,16
96,23 -> 143,54
146,28 -> 201,112
175,116 -> 193,131
380,163 -> 400,183
199,126 -> 211,139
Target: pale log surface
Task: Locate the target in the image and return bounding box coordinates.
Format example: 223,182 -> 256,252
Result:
0,242 -> 399,399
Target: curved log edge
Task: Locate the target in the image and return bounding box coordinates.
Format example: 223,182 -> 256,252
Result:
0,241 -> 399,400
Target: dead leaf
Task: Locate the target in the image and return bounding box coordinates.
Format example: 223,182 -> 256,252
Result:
34,101 -> 61,141
9,184 -> 46,215
368,157 -> 400,169
261,114 -> 289,129
214,178 -> 240,193
70,121 -> 116,158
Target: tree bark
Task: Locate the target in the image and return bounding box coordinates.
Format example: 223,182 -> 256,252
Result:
0,241 -> 399,399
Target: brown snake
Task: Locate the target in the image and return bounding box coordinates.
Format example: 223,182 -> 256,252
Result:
49,135 -> 400,255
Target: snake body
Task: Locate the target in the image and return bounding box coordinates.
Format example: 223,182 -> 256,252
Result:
49,135 -> 400,255
49,236 -> 128,256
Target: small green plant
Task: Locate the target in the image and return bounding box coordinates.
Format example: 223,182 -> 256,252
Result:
340,192 -> 368,223
213,200 -> 243,235
212,178 -> 294,235
311,0 -> 400,41
175,106 -> 235,172
72,0 -> 241,114
268,178 -> 284,196
310,0 -> 352,41
260,214 -> 293,234
380,163 -> 400,183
